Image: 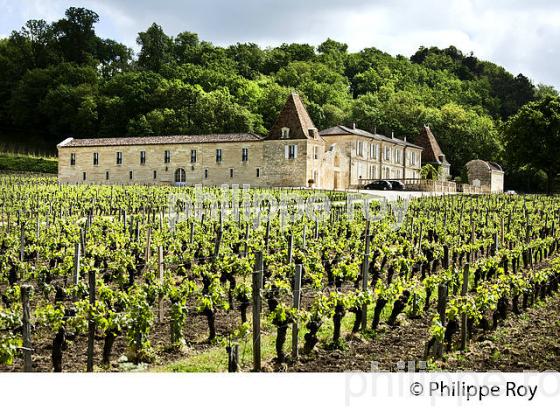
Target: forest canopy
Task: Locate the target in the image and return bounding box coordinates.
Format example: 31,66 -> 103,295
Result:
0,7 -> 558,190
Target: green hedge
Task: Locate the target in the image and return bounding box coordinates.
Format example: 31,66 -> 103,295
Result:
0,153 -> 58,174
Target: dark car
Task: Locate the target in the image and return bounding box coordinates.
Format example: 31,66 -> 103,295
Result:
364,180 -> 393,191
388,180 -> 406,191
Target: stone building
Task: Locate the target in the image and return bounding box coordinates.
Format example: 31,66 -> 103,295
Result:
414,125 -> 451,181
319,125 -> 423,188
57,93 -> 423,189
465,160 -> 504,193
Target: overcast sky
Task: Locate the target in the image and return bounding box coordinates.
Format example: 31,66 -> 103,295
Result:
1,0 -> 559,89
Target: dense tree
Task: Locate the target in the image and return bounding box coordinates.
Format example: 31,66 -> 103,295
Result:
9,63 -> 98,140
137,23 -> 173,72
226,43 -> 266,79
52,7 -> 100,64
0,6 -> 558,191
504,96 -> 560,193
410,46 -> 536,119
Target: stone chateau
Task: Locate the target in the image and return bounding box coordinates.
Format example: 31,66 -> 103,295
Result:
57,93 -> 423,189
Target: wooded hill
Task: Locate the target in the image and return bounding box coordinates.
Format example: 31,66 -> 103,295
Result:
0,7 -> 558,190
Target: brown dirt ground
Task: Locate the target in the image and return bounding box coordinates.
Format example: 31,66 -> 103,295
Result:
2,280 -> 560,373
284,292 -> 560,373
441,292 -> 560,372
0,297 -> 244,372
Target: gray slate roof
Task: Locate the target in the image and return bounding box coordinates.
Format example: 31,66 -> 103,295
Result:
319,125 -> 422,149
58,133 -> 263,148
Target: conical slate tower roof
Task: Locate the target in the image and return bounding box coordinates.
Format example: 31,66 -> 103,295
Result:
266,93 -> 317,140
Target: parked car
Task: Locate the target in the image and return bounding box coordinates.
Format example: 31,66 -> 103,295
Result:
388,180 -> 406,191
505,190 -> 517,195
364,180 -> 393,191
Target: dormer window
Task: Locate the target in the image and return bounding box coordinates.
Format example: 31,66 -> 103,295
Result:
308,128 -> 316,138
281,127 -> 290,139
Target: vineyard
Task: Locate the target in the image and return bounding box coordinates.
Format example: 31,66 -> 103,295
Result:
1,174 -> 560,372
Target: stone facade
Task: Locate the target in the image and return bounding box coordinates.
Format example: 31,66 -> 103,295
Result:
465,160 -> 504,193
58,139 -> 265,186
319,125 -> 423,187
57,93 -> 422,190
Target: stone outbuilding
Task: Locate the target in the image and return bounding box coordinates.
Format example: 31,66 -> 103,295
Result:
465,160 -> 504,193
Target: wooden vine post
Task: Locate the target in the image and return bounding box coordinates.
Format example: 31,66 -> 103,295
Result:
73,242 -> 81,286
287,231 -> 294,264
460,263 -> 470,350
86,269 -> 96,372
434,283 -> 448,358
21,285 -> 33,372
361,221 -> 371,331
252,251 -> 263,371
243,222 -> 250,257
227,344 -> 240,372
214,226 -> 223,259
145,227 -> 152,267
158,246 -> 164,322
291,264 -> 303,360
20,221 -> 25,262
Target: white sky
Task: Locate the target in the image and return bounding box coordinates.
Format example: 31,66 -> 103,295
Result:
1,0 -> 559,89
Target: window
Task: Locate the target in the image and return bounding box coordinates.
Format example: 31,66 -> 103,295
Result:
370,144 -> 378,160
308,128 -> 316,138
256,168 -> 260,178
242,148 -> 248,162
383,146 -> 391,161
82,172 -> 86,181
216,149 -> 222,163
93,152 -> 99,166
190,149 -> 197,163
204,169 -> 208,179
313,146 -> 319,160
285,144 -> 297,159
281,127 -> 290,139
116,152 -> 123,165
395,149 -> 402,164
229,168 -> 234,178
105,171 -> 109,180
140,151 -> 146,165
357,141 -> 364,157
174,168 -> 186,183
153,170 -> 157,180
164,150 -> 171,164
357,163 -> 362,179
129,170 -> 133,180
70,153 -> 76,166
313,170 -> 318,183
410,151 -> 417,166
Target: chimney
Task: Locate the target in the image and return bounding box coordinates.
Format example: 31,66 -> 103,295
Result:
391,131 -> 395,139
352,123 -> 356,130
373,126 -> 377,134
404,136 -> 407,142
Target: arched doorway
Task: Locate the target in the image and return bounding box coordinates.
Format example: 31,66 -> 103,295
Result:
174,168 -> 186,183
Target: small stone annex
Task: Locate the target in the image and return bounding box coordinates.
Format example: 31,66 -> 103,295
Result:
466,160 -> 505,193
57,93 -> 423,190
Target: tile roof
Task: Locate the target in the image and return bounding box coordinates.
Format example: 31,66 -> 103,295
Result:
466,159 -> 503,172
266,93 -> 319,140
319,125 -> 422,149
57,133 -> 263,148
414,126 -> 446,164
